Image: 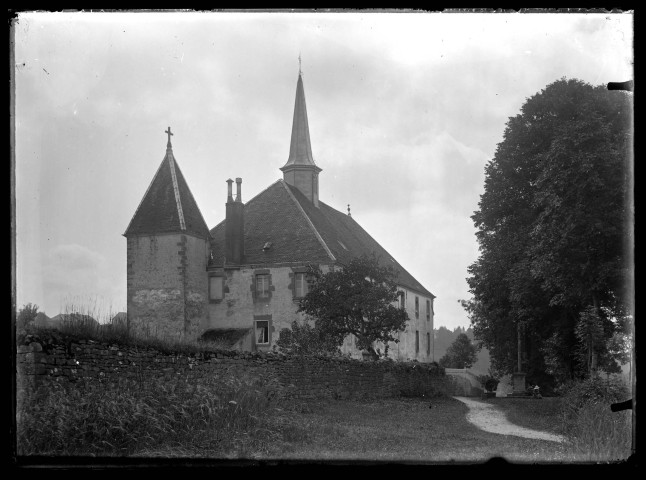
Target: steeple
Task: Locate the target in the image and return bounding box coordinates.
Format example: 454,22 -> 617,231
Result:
280,68 -> 322,207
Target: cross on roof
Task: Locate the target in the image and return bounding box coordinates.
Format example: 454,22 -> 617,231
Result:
165,126 -> 173,147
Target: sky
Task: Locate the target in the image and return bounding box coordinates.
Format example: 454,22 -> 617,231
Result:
13,10 -> 633,328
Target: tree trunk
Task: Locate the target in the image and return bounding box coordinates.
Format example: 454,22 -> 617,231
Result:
517,322 -> 522,372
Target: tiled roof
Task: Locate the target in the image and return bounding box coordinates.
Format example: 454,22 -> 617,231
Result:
209,179 -> 433,297
209,180 -> 333,265
287,184 -> 434,297
125,148 -> 210,239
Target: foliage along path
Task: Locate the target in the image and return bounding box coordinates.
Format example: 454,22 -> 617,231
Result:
454,397 -> 567,443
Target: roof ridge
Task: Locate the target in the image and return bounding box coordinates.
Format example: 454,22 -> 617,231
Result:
280,180 -> 336,262
123,154 -> 168,236
166,149 -> 186,231
244,178 -> 283,207
172,159 -> 211,237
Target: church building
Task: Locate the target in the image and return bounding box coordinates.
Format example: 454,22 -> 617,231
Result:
124,69 -> 435,362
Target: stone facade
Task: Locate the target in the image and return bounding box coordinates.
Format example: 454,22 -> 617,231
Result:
377,286 -> 435,362
204,263 -> 435,362
127,233 -> 209,340
206,264 -> 333,352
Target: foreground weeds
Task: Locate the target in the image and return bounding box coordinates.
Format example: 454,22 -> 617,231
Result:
557,375 -> 633,462
17,372 -> 303,458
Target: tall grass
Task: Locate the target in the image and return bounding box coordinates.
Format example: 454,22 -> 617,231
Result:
18,299 -> 307,457
17,370 -> 295,457
558,374 -> 632,462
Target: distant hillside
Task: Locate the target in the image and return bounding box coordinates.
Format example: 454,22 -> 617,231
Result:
433,326 -> 490,375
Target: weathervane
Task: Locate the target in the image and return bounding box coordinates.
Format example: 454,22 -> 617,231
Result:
165,126 -> 173,147
298,53 -> 302,75
347,204 -> 351,217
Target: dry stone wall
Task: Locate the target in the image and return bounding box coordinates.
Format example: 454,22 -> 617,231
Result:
16,332 -> 458,401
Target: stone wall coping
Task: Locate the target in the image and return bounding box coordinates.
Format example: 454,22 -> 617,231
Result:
17,330 -> 446,376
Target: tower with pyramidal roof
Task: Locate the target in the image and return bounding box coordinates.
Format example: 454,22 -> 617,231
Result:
126,69 -> 436,360
124,127 -> 211,339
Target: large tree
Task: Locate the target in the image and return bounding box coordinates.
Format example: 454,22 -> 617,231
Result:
438,333 -> 479,369
298,254 -> 409,359
465,78 -> 632,385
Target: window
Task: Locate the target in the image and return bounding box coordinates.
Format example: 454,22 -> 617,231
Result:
415,296 -> 419,319
209,276 -> 224,301
427,332 -> 431,355
256,274 -> 270,298
256,321 -> 269,345
398,291 -> 405,309
415,331 -> 419,353
294,272 -> 309,298
252,270 -> 273,302
426,299 -> 431,322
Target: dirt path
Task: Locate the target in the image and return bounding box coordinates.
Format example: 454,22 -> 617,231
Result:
454,396 -> 567,443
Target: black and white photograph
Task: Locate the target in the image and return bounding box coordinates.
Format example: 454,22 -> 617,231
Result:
12,9 -> 634,466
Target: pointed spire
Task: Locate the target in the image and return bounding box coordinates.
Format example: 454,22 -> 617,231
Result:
281,71 -> 319,170
281,66 -> 322,207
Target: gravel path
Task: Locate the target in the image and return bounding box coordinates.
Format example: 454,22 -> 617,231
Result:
454,396 -> 567,443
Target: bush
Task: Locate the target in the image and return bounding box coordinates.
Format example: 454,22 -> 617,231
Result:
478,375 -> 499,392
17,303 -> 39,330
558,374 -> 630,417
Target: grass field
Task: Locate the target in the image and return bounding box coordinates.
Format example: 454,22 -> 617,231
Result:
18,390 -> 633,464
256,396 -> 577,463
482,397 -> 565,435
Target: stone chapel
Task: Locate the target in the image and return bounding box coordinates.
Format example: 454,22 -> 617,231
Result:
124,69 -> 436,361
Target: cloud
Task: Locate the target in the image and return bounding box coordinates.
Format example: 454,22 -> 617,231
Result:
40,244 -> 122,315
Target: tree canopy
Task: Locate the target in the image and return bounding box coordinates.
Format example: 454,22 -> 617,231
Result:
297,254 -> 409,359
438,333 -> 479,369
465,78 -> 632,386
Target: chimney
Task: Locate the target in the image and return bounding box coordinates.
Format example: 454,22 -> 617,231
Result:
225,178 -> 245,264
226,178 -> 233,202
235,177 -> 242,202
